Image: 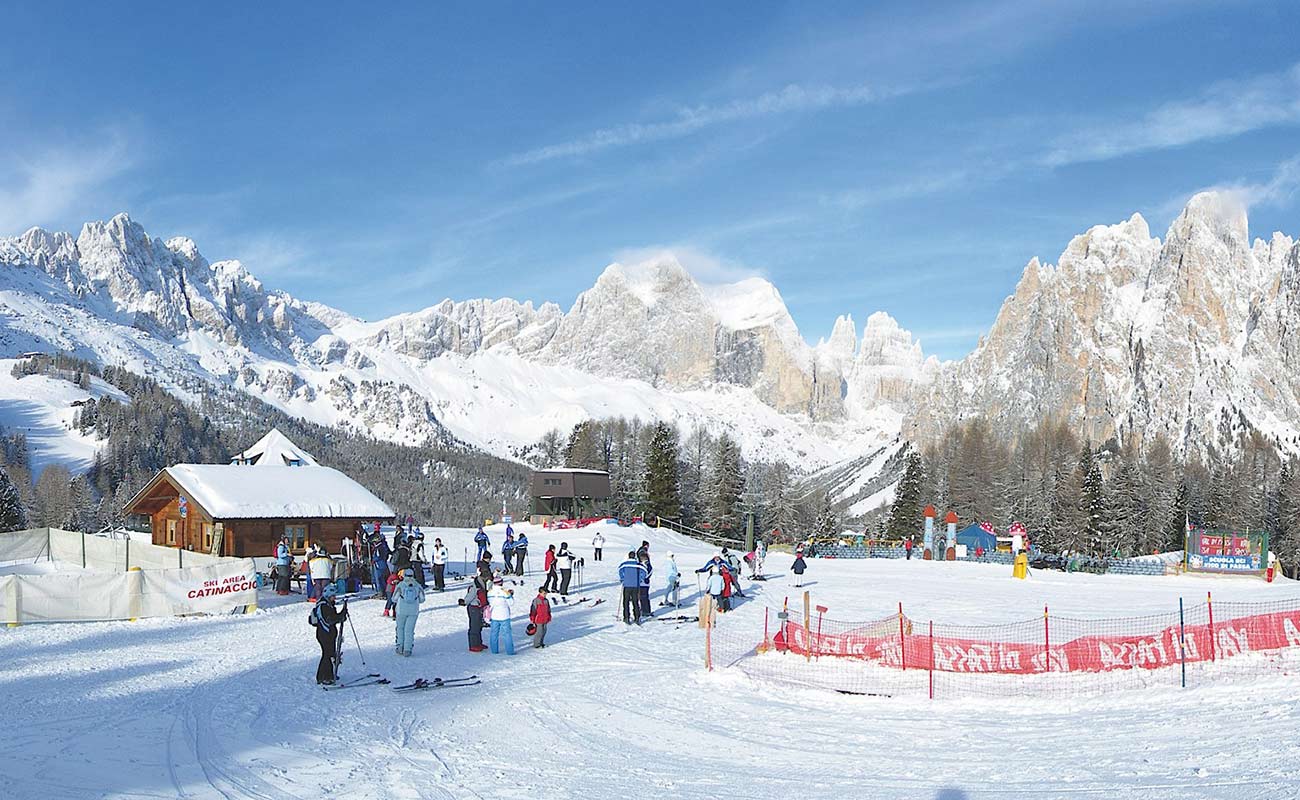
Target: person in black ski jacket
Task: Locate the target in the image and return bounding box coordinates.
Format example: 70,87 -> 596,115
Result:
465,576 -> 488,652
312,584 -> 348,684
513,533 -> 529,575
392,536 -> 412,574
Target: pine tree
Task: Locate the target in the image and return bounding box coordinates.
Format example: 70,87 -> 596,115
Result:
1078,445 -> 1106,556
643,421 -> 682,520
886,450 -> 925,540
709,433 -> 744,533
0,465 -> 26,531
762,462 -> 798,541
564,421 -> 605,470
812,490 -> 840,537
1104,458 -> 1143,556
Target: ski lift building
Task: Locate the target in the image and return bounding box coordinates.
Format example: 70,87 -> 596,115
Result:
529,468 -> 611,522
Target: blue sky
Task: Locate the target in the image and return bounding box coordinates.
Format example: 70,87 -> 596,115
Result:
2,1 -> 1299,359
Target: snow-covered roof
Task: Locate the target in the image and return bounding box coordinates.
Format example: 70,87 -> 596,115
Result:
161,464 -> 393,519
537,468 -> 610,475
231,428 -> 318,467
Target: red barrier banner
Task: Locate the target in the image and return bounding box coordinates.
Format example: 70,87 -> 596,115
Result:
772,608 -> 1300,674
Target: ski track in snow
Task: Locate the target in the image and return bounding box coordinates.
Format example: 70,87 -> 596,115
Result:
3,522 -> 1299,799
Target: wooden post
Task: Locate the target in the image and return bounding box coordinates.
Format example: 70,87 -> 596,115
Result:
1043,605 -> 1050,672
803,591 -> 811,664
704,597 -> 713,671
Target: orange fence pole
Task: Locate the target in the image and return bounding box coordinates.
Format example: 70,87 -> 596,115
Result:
928,620 -> 934,699
1043,605 -> 1050,672
1206,591 -> 1216,662
898,602 -> 907,670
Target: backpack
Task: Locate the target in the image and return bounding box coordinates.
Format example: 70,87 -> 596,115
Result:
308,604 -> 322,629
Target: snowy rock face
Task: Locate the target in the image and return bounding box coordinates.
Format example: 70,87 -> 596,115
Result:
907,192 -> 1300,455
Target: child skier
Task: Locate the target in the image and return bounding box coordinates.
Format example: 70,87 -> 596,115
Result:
706,567 -> 725,615
529,586 -> 552,649
384,570 -> 401,617
465,576 -> 488,652
487,576 -> 515,655
792,548 -> 807,588
392,568 -> 426,657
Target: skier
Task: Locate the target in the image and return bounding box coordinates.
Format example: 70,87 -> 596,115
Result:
431,537 -> 448,591
384,569 -> 401,617
501,530 -> 516,575
719,566 -> 735,612
274,535 -> 292,595
706,567 -> 725,615
310,584 -> 348,685
556,542 -> 575,596
904,536 -> 914,560
390,535 -> 412,579
408,530 -> 427,587
487,576 -> 515,655
592,531 -> 605,562
543,544 -> 558,592
513,531 -> 529,576
392,568 -> 425,657
529,585 -> 552,649
791,548 -> 807,588
474,527 -> 490,563
309,543 -> 334,601
618,551 -> 648,625
754,539 -> 767,579
723,548 -> 745,598
464,575 -> 489,652
660,552 -> 680,607
637,540 -> 650,561
369,530 -> 391,598
637,551 -> 653,619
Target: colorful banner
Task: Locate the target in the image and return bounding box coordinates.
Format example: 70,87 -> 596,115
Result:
772,607 -> 1300,674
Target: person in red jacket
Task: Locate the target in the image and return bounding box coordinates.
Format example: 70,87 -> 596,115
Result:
719,567 -> 735,613
384,571 -> 401,617
529,586 -> 553,648
542,544 -> 558,592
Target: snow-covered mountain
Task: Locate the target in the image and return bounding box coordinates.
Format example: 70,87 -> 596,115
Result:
907,192 -> 1300,456
3,192 -> 1298,508
0,214 -> 905,479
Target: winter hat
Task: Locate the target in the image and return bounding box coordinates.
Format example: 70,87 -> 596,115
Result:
322,584 -> 338,598
493,575 -> 504,585
666,551 -> 674,558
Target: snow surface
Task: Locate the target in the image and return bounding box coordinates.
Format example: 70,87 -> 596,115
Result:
2,520 -> 1297,799
0,358 -> 127,479
161,464 -> 395,519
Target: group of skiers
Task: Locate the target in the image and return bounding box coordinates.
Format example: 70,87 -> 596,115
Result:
304,521 -> 802,684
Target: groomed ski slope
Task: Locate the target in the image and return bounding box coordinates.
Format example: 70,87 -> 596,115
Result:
2,521 -> 1298,800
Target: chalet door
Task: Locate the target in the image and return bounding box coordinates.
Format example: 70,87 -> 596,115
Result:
166,519 -> 177,546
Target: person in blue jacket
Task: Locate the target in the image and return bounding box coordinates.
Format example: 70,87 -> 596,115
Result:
274,536 -> 292,595
392,568 -> 426,657
501,530 -> 516,574
513,532 -> 529,576
474,527 -> 490,563
618,551 -> 648,625
637,551 -> 653,619
695,554 -> 729,575
369,531 -> 392,599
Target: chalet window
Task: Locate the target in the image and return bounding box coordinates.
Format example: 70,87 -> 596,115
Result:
544,478 -> 561,486
166,519 -> 177,545
286,525 -> 307,551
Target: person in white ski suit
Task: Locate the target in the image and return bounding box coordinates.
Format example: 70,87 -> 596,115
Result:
488,577 -> 515,655
661,553 -> 680,607
392,569 -> 426,656
431,538 -> 449,591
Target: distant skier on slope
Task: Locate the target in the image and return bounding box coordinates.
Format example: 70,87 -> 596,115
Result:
311,584 -> 348,685
592,531 -> 605,562
502,530 -> 516,575
474,527 -> 490,563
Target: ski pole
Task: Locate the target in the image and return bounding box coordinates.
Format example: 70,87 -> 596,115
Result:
346,605 -> 367,666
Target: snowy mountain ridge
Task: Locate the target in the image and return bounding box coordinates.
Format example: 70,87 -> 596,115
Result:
3,191 -> 1299,506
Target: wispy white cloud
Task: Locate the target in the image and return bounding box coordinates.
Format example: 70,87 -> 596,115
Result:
0,130 -> 134,234
500,82 -> 913,167
611,245 -> 765,285
1043,63 -> 1300,167
1214,155 -> 1300,210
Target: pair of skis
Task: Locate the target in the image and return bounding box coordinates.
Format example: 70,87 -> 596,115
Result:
391,675 -> 480,692
657,614 -> 699,623
322,673 -> 391,691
